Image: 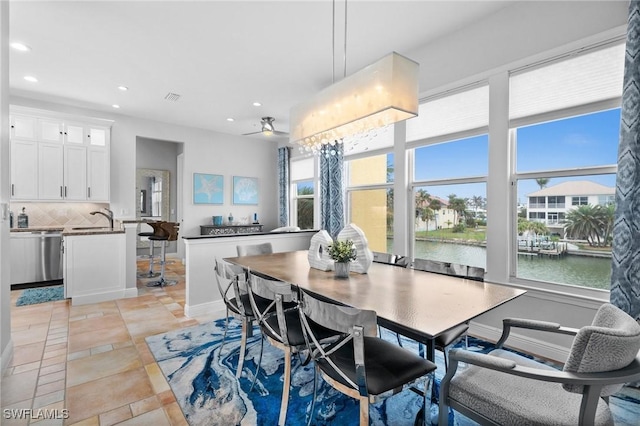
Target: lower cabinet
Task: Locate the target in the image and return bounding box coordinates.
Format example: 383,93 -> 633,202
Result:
63,233 -> 126,305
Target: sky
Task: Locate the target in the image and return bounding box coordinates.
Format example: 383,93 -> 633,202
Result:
412,108 -> 621,203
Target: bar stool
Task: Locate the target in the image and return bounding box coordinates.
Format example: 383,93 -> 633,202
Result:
146,221 -> 180,287
137,222 -> 161,278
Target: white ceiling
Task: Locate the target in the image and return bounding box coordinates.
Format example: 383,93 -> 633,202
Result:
9,1 -> 517,141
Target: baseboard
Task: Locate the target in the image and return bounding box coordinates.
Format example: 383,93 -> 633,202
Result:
123,288 -> 138,298
469,321 -> 570,363
185,299 -> 226,319
1,339 -> 14,378
71,290 -> 132,306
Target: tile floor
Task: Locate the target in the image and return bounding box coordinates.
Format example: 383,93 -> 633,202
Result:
2,257 -> 218,426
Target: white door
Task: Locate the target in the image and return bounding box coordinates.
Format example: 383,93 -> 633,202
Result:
38,142 -> 64,200
10,139 -> 38,199
64,145 -> 87,200
87,147 -> 109,201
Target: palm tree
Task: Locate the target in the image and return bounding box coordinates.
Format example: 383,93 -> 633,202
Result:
448,194 -> 467,225
297,187 -> 314,229
535,178 -> 550,189
415,189 -> 432,231
565,205 -> 608,247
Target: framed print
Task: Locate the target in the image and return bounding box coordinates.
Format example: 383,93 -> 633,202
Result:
193,173 -> 224,204
233,176 -> 259,205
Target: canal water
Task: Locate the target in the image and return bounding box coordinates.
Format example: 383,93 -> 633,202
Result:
395,240 -> 612,290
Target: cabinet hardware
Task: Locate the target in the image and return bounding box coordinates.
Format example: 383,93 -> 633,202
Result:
11,125 -> 14,128
11,184 -> 14,196
60,186 -> 63,197
88,187 -> 91,198
64,186 -> 67,197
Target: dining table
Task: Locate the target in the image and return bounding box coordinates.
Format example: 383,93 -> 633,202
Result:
225,250 -> 526,362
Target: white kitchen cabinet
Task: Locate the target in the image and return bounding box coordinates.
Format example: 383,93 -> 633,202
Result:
63,145 -> 88,200
87,147 -> 109,201
10,115 -> 38,140
38,118 -> 64,143
9,107 -> 113,201
38,142 -> 64,200
63,233 -> 126,305
10,139 -> 38,200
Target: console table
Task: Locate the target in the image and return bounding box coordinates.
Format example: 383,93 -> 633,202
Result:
200,224 -> 263,236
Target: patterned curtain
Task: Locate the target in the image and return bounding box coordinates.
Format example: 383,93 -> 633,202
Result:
277,147 -> 290,227
320,147 -> 345,239
611,0 -> 640,321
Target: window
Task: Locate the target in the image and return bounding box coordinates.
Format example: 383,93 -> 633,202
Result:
294,180 -> 314,229
346,153 -> 394,253
548,196 -> 565,208
290,157 -> 315,229
510,39 -> 622,292
529,196 -> 546,208
572,196 -> 589,206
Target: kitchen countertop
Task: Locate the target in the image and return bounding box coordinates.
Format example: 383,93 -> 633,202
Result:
10,226 -> 125,236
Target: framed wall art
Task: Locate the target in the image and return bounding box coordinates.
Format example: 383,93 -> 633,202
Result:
232,176 -> 259,205
193,173 -> 224,204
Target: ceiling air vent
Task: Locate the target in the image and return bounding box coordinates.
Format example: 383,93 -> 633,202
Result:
164,92 -> 181,102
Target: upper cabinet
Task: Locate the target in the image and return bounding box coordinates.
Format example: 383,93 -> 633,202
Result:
9,107 -> 113,202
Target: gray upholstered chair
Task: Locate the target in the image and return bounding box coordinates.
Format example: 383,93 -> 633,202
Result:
236,242 -> 273,257
298,288 -> 437,426
438,303 -> 640,426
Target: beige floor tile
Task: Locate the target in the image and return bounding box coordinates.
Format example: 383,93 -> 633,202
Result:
65,368 -> 154,425
32,389 -> 65,409
65,416 -> 99,426
39,362 -> 66,376
12,360 -> 41,374
39,369 -> 66,385
10,342 -> 45,367
115,408 -> 171,426
41,354 -> 67,368
163,402 -> 188,426
66,346 -> 142,388
12,323 -> 50,347
98,405 -> 132,426
1,369 -> 39,406
36,378 -> 65,396
68,313 -> 125,336
129,395 -> 161,418
144,363 -> 170,394
67,325 -> 130,354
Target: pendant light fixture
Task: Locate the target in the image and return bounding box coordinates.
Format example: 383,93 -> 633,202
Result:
289,0 -> 419,155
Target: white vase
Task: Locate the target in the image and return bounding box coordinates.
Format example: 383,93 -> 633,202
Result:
334,262 -> 350,279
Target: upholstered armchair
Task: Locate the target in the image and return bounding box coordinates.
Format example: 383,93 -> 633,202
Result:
438,303 -> 640,426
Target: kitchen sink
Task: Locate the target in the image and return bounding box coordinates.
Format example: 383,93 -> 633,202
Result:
70,226 -> 113,231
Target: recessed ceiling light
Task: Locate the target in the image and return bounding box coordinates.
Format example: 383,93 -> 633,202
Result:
23,75 -> 38,82
226,118 -> 235,122
11,42 -> 31,52
118,86 -> 128,91
253,102 -> 262,107
112,104 -> 120,109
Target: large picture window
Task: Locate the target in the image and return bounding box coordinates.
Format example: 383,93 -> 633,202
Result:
345,153 -> 393,253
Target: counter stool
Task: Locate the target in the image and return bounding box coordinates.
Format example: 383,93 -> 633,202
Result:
137,224 -> 161,278
146,221 -> 180,287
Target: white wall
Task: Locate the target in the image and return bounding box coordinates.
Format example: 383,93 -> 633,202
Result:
1,0 -> 12,372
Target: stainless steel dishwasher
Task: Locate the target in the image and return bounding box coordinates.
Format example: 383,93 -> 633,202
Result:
10,231 -> 63,288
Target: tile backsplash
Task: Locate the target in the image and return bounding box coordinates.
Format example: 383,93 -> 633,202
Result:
9,202 -> 111,228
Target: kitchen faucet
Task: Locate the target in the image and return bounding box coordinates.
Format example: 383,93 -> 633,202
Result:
90,208 -> 114,229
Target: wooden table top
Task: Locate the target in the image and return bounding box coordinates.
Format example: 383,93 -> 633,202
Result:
225,250 -> 526,342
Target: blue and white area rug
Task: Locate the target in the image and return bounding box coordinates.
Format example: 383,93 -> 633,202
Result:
16,285 -> 65,306
146,319 -> 640,426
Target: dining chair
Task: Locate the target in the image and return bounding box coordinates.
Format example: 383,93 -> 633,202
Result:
408,258 -> 475,369
236,242 -> 273,257
372,251 -> 411,268
298,288 -> 437,426
438,302 -> 640,426
246,271 -> 340,426
214,257 -> 260,378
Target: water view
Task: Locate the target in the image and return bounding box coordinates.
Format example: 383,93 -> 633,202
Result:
390,240 -> 612,290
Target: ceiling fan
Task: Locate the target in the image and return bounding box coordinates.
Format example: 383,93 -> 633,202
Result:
243,117 -> 288,137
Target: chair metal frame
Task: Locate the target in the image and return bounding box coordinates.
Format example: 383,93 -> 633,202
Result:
438,313 -> 640,426
298,289 -> 437,426
246,271 -> 306,426
214,258 -> 254,378
236,242 -> 273,257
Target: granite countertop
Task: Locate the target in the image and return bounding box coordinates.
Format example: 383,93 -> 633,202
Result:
10,225 -> 125,236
